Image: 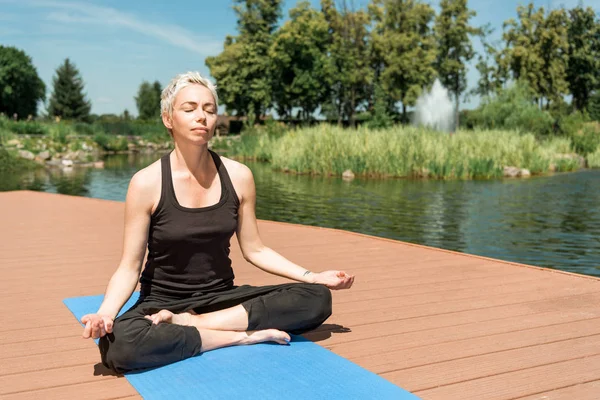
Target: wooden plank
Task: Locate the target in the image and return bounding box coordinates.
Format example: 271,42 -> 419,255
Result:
0,348 -> 100,376
384,335 -> 600,391
353,317 -> 600,374
414,354 -> 600,400
516,380 -> 600,400
0,365 -> 116,395
2,379 -> 137,400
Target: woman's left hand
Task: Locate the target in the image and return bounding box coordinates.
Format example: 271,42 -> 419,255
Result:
311,270 -> 354,290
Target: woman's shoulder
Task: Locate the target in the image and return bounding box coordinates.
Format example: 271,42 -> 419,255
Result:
131,158 -> 162,190
126,158 -> 163,211
218,155 -> 253,182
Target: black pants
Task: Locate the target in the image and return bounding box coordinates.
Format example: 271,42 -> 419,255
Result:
99,283 -> 332,373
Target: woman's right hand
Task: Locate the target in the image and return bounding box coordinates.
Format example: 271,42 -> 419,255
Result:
81,314 -> 114,339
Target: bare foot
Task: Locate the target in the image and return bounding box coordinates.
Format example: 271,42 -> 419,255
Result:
145,310 -> 192,326
242,329 -> 291,345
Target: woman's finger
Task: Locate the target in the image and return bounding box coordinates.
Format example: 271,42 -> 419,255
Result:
104,318 -> 113,334
83,320 -> 92,338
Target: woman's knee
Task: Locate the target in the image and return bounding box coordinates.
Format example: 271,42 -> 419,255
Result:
99,320 -> 142,373
305,284 -> 332,323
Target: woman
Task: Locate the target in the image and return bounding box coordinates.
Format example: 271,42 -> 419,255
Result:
81,71 -> 354,373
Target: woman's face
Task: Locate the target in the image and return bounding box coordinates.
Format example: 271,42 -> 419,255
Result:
164,84 -> 218,146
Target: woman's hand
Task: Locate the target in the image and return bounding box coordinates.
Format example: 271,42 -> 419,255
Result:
81,314 -> 114,339
312,270 -> 354,290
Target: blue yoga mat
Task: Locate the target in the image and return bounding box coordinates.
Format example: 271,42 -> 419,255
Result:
64,293 -> 419,400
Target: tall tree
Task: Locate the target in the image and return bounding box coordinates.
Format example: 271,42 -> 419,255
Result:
206,0 -> 282,122
500,3 -> 569,108
47,58 -> 91,121
473,26 -> 507,98
567,6 -> 600,112
269,1 -> 330,121
434,0 -> 480,128
0,46 -> 46,119
135,80 -> 162,120
369,0 -> 437,121
537,8 -> 569,108
321,0 -> 372,126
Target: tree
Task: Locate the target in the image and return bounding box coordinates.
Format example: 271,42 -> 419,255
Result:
566,6 -> 600,112
500,3 -> 569,109
369,0 -> 437,122
434,0 -> 481,128
321,0 -> 372,126
0,46 -> 46,119
537,8 -> 569,108
472,23 -> 510,99
47,58 -> 91,121
206,0 -> 282,122
269,1 -> 330,121
135,80 -> 162,120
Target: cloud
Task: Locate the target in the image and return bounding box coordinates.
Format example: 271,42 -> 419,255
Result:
28,0 -> 222,56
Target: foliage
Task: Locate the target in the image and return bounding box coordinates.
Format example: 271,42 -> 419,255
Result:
469,82 -> 554,135
93,133 -> 129,152
366,84 -> 394,129
567,6 -> 600,112
369,0 -> 437,121
206,0 -> 282,121
0,147 -> 40,173
135,80 -> 162,121
565,120 -> 600,155
589,91 -> 600,121
3,120 -> 49,135
47,58 -> 92,121
321,0 -> 372,126
227,124 -> 578,179
499,4 -> 569,108
0,46 -> 46,119
434,0 -> 481,128
587,147 -> 600,168
269,1 -> 330,121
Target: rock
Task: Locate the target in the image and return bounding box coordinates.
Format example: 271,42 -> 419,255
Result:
503,166 -> 520,178
6,139 -> 20,147
36,150 -> 51,161
61,159 -> 74,167
519,168 -> 531,177
18,150 -> 35,160
127,143 -> 138,151
342,169 -> 355,180
81,143 -> 92,152
93,161 -> 105,169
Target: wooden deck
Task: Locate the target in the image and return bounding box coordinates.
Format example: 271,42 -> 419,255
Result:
1,190 -> 599,399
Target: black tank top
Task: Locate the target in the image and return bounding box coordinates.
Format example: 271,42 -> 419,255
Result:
140,150 -> 240,298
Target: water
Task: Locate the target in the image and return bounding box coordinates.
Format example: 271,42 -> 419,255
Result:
2,152 -> 599,278
413,79 -> 455,132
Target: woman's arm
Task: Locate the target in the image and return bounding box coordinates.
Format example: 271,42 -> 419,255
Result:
82,169 -> 157,338
235,164 -> 353,290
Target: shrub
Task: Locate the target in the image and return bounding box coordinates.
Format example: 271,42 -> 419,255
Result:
587,148 -> 600,168
7,120 -> 49,135
469,82 -> 554,135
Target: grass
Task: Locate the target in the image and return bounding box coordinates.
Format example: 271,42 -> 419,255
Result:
226,124 -> 583,179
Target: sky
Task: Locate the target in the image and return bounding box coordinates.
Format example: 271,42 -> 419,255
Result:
1,0 -> 599,116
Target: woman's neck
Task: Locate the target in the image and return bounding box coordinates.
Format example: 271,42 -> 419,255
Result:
171,141 -> 213,179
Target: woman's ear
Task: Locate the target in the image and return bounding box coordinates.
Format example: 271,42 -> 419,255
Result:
162,112 -> 173,130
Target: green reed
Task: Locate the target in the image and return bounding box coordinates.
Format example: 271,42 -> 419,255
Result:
231,124 -> 581,179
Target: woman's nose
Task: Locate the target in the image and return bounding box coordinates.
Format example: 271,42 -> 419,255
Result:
195,109 -> 206,121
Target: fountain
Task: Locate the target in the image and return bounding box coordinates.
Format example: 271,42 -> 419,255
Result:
413,79 -> 455,133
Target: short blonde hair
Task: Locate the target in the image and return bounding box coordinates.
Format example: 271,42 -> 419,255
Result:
160,71 -> 218,118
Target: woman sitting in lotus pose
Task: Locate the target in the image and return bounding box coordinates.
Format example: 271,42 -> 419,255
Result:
81,71 -> 354,373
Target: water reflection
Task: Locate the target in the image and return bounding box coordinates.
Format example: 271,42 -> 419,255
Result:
1,153 -> 598,277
